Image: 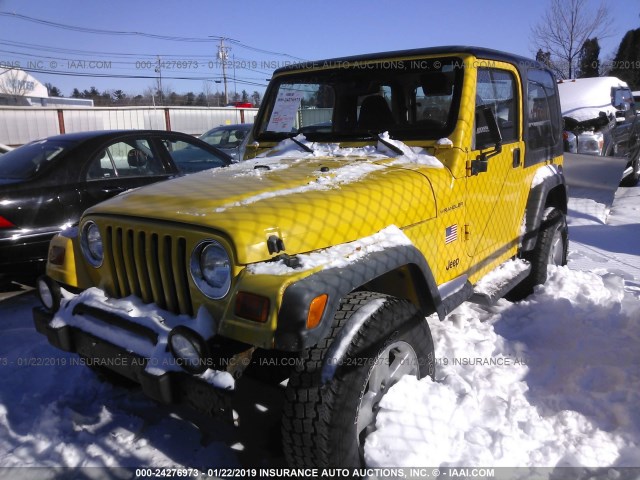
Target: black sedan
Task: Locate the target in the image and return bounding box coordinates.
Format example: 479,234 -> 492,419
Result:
0,129 -> 231,285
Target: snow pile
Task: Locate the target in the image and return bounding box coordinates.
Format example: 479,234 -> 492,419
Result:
366,266 -> 640,468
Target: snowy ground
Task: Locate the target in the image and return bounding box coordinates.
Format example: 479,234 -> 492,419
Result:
1,165 -> 640,477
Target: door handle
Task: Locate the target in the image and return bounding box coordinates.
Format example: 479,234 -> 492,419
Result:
512,148 -> 521,168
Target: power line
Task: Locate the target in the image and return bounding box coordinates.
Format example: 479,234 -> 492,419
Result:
0,11 -> 306,60
15,65 -> 270,88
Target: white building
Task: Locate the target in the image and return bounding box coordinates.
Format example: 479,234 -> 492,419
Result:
0,68 -> 93,107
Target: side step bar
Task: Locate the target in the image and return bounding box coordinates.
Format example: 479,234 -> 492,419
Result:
470,260 -> 531,306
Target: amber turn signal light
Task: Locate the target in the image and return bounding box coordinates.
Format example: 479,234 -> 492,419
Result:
306,294 -> 328,329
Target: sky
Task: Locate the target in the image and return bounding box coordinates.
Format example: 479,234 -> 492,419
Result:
0,0 -> 638,98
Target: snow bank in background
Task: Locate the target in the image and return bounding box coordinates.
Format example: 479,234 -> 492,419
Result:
366,266 -> 640,469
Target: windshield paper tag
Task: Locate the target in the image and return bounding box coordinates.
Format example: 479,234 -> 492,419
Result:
266,90 -> 304,132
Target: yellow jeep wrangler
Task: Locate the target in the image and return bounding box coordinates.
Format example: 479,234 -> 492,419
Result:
34,46 -> 567,468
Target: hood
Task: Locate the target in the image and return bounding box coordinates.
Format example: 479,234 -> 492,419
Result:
87,153 -> 440,264
558,77 -> 628,123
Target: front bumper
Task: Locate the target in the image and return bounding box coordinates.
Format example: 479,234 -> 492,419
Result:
33,306 -> 234,420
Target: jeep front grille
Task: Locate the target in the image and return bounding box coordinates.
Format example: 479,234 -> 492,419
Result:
105,226 -> 193,316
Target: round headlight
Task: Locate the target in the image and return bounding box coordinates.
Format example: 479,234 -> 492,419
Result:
190,240 -> 231,299
168,327 -> 208,374
80,221 -> 103,267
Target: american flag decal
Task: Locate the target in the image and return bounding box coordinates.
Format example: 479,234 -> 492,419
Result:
445,224 -> 458,244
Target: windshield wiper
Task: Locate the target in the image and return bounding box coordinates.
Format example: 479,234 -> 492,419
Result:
289,135 -> 315,153
259,132 -> 315,154
373,132 -> 404,155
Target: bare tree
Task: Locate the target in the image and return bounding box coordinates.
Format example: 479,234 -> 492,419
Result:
531,0 -> 613,79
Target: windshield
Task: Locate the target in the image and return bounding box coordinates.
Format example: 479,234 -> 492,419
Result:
0,139 -> 72,179
257,57 -> 463,142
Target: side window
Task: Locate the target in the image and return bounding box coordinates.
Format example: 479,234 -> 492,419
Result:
475,68 -> 518,148
87,139 -> 166,180
527,69 -> 560,151
162,138 -> 229,174
107,139 -> 165,177
86,149 -> 116,180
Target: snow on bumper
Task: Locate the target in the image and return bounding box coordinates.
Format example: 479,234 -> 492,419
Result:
33,287 -> 235,417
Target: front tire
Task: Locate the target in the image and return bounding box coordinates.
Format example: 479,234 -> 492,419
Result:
281,292 -> 435,468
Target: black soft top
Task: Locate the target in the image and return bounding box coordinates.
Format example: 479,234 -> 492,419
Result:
274,45 -> 544,75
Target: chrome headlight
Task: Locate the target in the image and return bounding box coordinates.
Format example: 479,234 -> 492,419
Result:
168,327 -> 208,374
190,240 -> 231,299
80,220 -> 103,267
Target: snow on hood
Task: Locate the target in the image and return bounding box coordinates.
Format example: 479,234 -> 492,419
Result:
558,77 -> 628,123
215,159 -> 387,212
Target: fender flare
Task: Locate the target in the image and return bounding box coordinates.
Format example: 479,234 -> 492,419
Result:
274,244 -> 441,351
522,169 -> 568,252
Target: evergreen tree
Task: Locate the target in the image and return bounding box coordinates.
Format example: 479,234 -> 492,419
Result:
610,28 -> 640,89
578,38 -> 600,78
45,83 -> 62,97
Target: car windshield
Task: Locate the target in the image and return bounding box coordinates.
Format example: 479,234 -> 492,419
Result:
0,139 -> 72,179
256,57 -> 463,142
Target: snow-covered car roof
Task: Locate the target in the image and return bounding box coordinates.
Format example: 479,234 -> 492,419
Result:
557,76 -> 629,123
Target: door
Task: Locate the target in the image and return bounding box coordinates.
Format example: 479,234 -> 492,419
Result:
465,65 -> 526,265
77,137 -> 171,221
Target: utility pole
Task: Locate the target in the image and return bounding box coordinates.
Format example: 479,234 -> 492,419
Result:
155,56 -> 163,105
217,39 -> 230,105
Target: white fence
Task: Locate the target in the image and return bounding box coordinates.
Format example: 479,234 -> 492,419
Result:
0,106 -> 259,146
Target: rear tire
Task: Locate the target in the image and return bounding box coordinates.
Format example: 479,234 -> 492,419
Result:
281,292 -> 435,468
508,208 -> 568,300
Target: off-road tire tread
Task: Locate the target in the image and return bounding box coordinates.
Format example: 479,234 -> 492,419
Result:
281,291 -> 434,468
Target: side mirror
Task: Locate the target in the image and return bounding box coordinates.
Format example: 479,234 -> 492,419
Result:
472,107 -> 503,175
